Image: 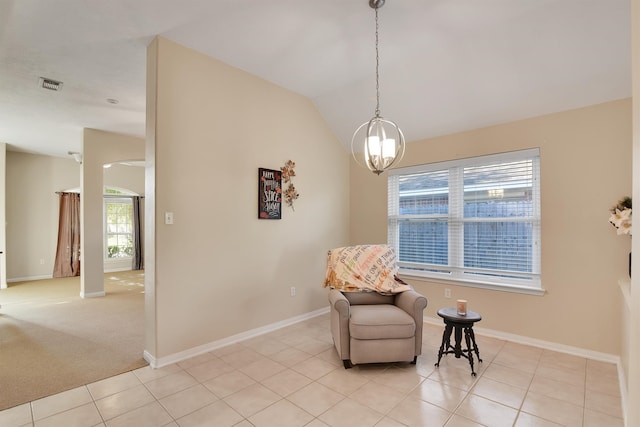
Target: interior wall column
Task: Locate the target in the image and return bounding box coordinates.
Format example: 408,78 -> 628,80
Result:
80,131 -> 106,298
628,1 -> 640,425
143,37 -> 158,364
80,129 -> 145,299
0,143 -> 6,290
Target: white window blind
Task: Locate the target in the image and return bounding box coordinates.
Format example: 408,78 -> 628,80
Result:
388,149 -> 541,292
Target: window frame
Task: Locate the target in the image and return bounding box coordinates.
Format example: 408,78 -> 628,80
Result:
103,196 -> 135,263
388,148 -> 543,295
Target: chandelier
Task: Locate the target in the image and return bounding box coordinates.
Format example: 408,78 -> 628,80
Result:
351,0 -> 405,175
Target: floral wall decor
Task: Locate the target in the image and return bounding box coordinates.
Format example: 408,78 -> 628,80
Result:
281,160 -> 300,211
609,196 -> 632,236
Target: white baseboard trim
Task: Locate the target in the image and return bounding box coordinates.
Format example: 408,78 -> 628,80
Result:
80,291 -> 106,298
7,274 -> 52,283
617,362 -> 628,426
425,315 -> 627,423
424,316 -> 620,366
143,350 -> 156,367
7,267 -> 134,283
104,266 -> 133,273
146,307 -> 330,369
424,316 -> 620,364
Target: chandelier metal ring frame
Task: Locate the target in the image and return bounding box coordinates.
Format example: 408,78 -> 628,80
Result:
351,0 -> 406,176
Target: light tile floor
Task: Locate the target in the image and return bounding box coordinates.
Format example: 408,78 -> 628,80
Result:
0,314 -> 624,426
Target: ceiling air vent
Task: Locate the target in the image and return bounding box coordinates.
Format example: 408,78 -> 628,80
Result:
39,77 -> 63,91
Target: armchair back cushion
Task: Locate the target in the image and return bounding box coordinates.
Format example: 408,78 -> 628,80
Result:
343,291 -> 394,305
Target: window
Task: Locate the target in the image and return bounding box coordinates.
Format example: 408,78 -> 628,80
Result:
104,197 -> 134,260
388,149 -> 541,293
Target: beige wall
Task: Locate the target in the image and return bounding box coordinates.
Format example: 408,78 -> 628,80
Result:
6,151 -> 80,280
5,150 -> 144,282
103,164 -> 145,196
351,99 -> 632,355
146,37 -> 350,360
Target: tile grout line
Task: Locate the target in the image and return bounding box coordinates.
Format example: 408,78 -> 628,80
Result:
511,343 -> 544,427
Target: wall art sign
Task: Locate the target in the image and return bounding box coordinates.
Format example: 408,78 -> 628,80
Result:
258,168 -> 282,219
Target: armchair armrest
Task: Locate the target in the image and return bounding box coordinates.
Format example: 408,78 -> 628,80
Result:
329,289 -> 350,317
328,289 -> 351,361
395,289 -> 427,320
395,289 -> 428,356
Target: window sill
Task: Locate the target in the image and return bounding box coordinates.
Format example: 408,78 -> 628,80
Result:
399,272 -> 546,296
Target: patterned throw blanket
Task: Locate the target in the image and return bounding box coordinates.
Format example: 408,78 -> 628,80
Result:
323,245 -> 412,294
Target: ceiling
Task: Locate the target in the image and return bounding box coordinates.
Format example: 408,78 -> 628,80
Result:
0,0 -> 631,159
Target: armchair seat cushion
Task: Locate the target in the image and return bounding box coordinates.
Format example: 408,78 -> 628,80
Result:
349,305 -> 416,340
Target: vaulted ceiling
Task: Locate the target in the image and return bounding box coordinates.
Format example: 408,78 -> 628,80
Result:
0,0 -> 631,158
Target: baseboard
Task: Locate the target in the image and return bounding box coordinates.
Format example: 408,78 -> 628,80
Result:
8,268 -> 134,283
617,361 -> 628,426
7,274 -> 52,283
146,307 -> 330,369
80,291 -> 106,298
104,266 -> 133,273
425,315 -> 627,422
425,315 -> 619,363
143,350 -> 156,367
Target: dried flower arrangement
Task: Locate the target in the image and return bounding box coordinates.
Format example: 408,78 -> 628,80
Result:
281,160 -> 299,210
609,196 -> 632,236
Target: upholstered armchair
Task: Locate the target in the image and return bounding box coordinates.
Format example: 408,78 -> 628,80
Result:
324,244 -> 428,369
328,288 -> 427,368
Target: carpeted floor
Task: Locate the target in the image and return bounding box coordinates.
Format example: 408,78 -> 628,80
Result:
0,271 -> 147,411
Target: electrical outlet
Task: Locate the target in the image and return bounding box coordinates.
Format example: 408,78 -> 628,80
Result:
290,287 -> 296,297
39,258 -> 45,265
444,288 -> 451,298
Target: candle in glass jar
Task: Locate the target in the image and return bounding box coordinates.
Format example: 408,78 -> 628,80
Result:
457,299 -> 467,316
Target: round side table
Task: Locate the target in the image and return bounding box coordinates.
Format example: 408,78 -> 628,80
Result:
434,307 -> 483,376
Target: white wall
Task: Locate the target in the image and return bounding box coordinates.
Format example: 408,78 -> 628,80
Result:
146,37 -> 350,361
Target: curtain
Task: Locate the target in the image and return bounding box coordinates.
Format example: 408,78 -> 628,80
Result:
132,196 -> 144,270
53,192 -> 81,277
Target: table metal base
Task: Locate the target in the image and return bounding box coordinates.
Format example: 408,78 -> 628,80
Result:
435,315 -> 483,376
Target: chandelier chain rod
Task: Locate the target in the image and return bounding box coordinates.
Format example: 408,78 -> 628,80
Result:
374,6 -> 380,118
351,0 -> 405,176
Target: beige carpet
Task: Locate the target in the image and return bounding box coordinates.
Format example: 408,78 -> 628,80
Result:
0,271 -> 147,411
